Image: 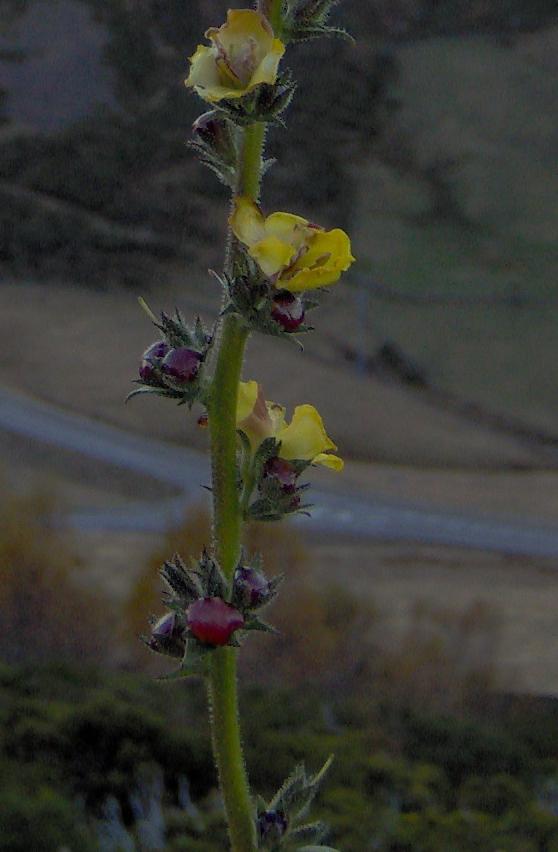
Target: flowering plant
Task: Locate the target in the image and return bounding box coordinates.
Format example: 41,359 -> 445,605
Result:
131,2 -> 353,849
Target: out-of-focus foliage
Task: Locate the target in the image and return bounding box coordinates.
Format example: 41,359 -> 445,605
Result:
0,785 -> 96,852
0,0 -> 394,283
1,662 -> 558,850
0,489 -> 110,664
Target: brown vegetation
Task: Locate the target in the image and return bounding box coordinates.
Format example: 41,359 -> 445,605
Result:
0,487 -> 111,664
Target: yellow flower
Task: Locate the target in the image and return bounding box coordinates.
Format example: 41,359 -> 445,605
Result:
230,197 -> 355,292
185,10 -> 285,104
236,381 -> 343,471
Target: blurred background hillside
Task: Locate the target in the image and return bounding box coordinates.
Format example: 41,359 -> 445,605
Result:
2,0 -> 558,456
1,1 -> 558,849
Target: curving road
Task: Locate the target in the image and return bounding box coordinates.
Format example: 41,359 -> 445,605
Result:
2,385 -> 558,558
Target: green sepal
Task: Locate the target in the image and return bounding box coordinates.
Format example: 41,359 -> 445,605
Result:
247,477 -> 308,522
188,139 -> 238,190
153,309 -> 213,353
253,437 -> 282,478
156,640 -> 211,681
289,459 -> 312,477
288,821 -> 329,844
270,756 -> 334,817
161,553 -> 204,604
286,24 -> 353,43
214,73 -> 296,127
237,428 -> 252,455
125,385 -> 180,404
199,549 -> 228,600
243,616 -> 279,635
245,498 -> 285,523
256,757 -> 335,850
283,0 -> 353,44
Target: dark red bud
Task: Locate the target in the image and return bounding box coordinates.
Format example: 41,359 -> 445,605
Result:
139,341 -> 170,383
186,597 -> 244,646
161,347 -> 202,389
263,457 -> 299,492
271,291 -> 305,332
234,566 -> 270,609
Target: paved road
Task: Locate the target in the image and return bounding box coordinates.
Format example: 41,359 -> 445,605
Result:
2,385 -> 558,558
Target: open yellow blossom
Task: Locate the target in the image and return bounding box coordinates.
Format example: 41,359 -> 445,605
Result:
236,381 -> 343,471
185,10 -> 285,104
230,197 -> 355,292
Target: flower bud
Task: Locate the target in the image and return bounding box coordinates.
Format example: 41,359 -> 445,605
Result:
257,809 -> 288,842
161,347 -> 203,389
271,290 -> 306,332
186,597 -> 244,646
139,341 -> 170,384
233,566 -> 270,609
148,611 -> 186,658
263,457 -> 298,492
193,111 -> 236,162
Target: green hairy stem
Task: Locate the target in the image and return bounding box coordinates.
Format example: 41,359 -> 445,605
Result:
206,4 -> 285,849
206,119 -> 270,852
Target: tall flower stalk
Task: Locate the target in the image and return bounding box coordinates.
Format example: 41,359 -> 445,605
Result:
133,2 -> 354,849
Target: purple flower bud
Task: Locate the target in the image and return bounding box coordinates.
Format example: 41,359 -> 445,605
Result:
263,457 -> 298,492
271,291 -> 305,332
139,341 -> 170,384
161,347 -> 203,389
193,111 -> 224,144
192,111 -> 236,165
257,809 -> 288,841
152,611 -> 177,640
234,566 -> 270,609
148,611 -> 186,658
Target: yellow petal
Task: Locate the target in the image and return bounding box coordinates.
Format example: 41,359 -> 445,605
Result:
237,382 -> 278,448
250,38 -> 286,87
251,236 -> 297,278
185,45 -> 221,90
186,46 -> 246,102
277,404 -> 337,461
264,211 -> 310,245
282,264 -> 343,292
296,228 -> 353,271
313,453 -> 344,471
236,380 -> 259,423
230,197 -> 266,246
282,228 -> 355,292
210,10 -> 274,56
